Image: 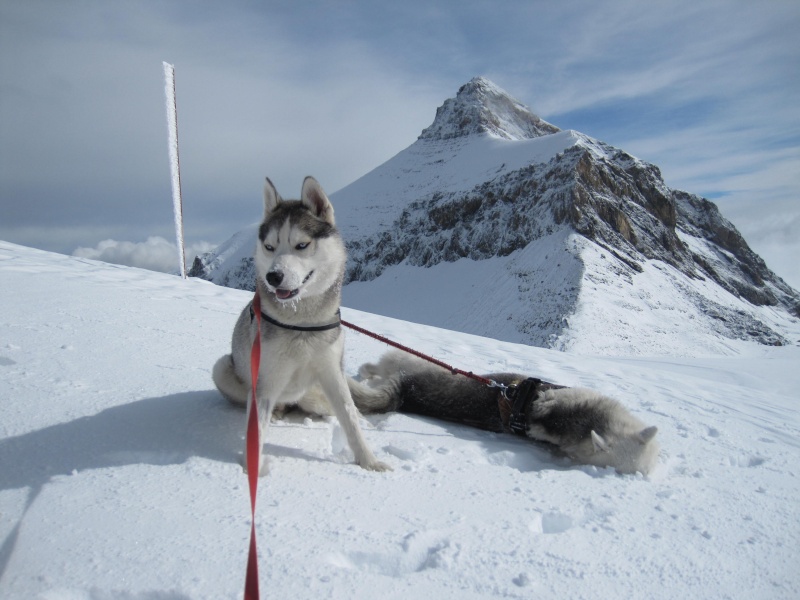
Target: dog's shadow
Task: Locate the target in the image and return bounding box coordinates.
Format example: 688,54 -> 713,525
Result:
0,390 -> 244,495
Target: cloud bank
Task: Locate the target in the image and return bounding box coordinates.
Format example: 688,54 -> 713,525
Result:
73,237 -> 214,274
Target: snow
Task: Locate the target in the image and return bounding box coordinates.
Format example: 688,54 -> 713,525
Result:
417,77 -> 559,143
343,231 -> 584,348
2,240 -> 800,599
344,231 -> 800,356
332,130 -> 582,239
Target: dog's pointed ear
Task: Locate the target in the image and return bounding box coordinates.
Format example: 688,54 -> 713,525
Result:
591,430 -> 609,453
263,177 -> 282,218
301,176 -> 335,225
637,426 -> 658,444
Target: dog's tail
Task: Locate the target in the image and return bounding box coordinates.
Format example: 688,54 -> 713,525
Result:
347,375 -> 401,414
212,354 -> 249,406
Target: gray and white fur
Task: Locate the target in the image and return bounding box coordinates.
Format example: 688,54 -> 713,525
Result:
354,350 -> 659,475
212,176 -> 390,475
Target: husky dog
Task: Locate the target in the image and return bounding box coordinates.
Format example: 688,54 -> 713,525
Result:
212,177 -> 390,475
354,351 -> 659,475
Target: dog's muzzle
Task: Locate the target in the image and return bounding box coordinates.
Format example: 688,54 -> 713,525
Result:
266,270 -> 314,301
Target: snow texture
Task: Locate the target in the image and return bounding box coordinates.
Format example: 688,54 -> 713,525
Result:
2,241 -> 800,599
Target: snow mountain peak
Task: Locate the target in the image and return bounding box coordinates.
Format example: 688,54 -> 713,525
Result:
418,76 -> 560,142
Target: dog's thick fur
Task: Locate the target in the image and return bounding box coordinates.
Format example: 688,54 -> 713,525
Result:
212,177 -> 390,475
355,351 -> 660,475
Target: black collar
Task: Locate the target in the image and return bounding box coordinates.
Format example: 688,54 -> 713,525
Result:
249,303 -> 341,332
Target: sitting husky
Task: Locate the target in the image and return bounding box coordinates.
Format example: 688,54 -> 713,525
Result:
212,177 -> 390,475
353,350 -> 659,475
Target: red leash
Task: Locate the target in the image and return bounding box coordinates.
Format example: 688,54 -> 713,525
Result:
340,318 -> 497,388
245,292 -> 262,600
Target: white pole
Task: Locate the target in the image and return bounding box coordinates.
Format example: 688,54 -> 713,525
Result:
162,61 -> 187,278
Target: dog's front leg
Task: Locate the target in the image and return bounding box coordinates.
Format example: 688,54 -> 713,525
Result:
319,372 -> 391,472
243,389 -> 276,477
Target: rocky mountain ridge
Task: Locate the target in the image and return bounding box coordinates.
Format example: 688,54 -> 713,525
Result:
189,77 -> 799,354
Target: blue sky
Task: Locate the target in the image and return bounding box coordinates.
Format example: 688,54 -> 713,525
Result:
1,0 -> 798,288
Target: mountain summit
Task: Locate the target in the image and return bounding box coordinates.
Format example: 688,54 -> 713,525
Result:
190,78 -> 799,356
419,76 -> 560,141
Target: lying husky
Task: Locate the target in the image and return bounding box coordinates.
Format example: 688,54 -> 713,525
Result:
353,350 -> 659,475
212,177 -> 390,475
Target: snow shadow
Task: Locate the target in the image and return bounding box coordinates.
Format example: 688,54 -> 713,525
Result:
0,390 -> 243,494
381,414 -> 574,474
0,390 -> 242,581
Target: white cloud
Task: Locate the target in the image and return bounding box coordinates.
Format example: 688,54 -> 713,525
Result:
72,237 -> 215,274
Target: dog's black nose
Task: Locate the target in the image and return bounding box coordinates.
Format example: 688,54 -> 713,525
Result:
266,271 -> 284,287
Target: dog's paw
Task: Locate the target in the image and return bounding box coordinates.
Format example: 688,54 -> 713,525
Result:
241,454 -> 270,477
271,405 -> 286,422
358,363 -> 380,380
361,459 -> 392,472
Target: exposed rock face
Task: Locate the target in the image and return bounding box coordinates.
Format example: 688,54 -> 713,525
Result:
189,77 -> 799,352
187,224 -> 258,290
675,192 -> 798,313
345,138 -> 795,307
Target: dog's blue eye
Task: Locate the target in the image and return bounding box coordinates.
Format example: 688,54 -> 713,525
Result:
296,242 -> 309,250
264,244 -> 275,252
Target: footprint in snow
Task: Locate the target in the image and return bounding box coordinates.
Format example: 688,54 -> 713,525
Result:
326,530 -> 459,577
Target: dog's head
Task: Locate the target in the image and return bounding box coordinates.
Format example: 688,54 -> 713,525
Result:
255,176 -> 345,303
585,425 -> 659,475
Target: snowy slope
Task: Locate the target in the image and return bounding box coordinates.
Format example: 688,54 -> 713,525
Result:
188,223 -> 259,289
2,241 -> 800,599
332,130 -> 580,240
344,230 -> 800,356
